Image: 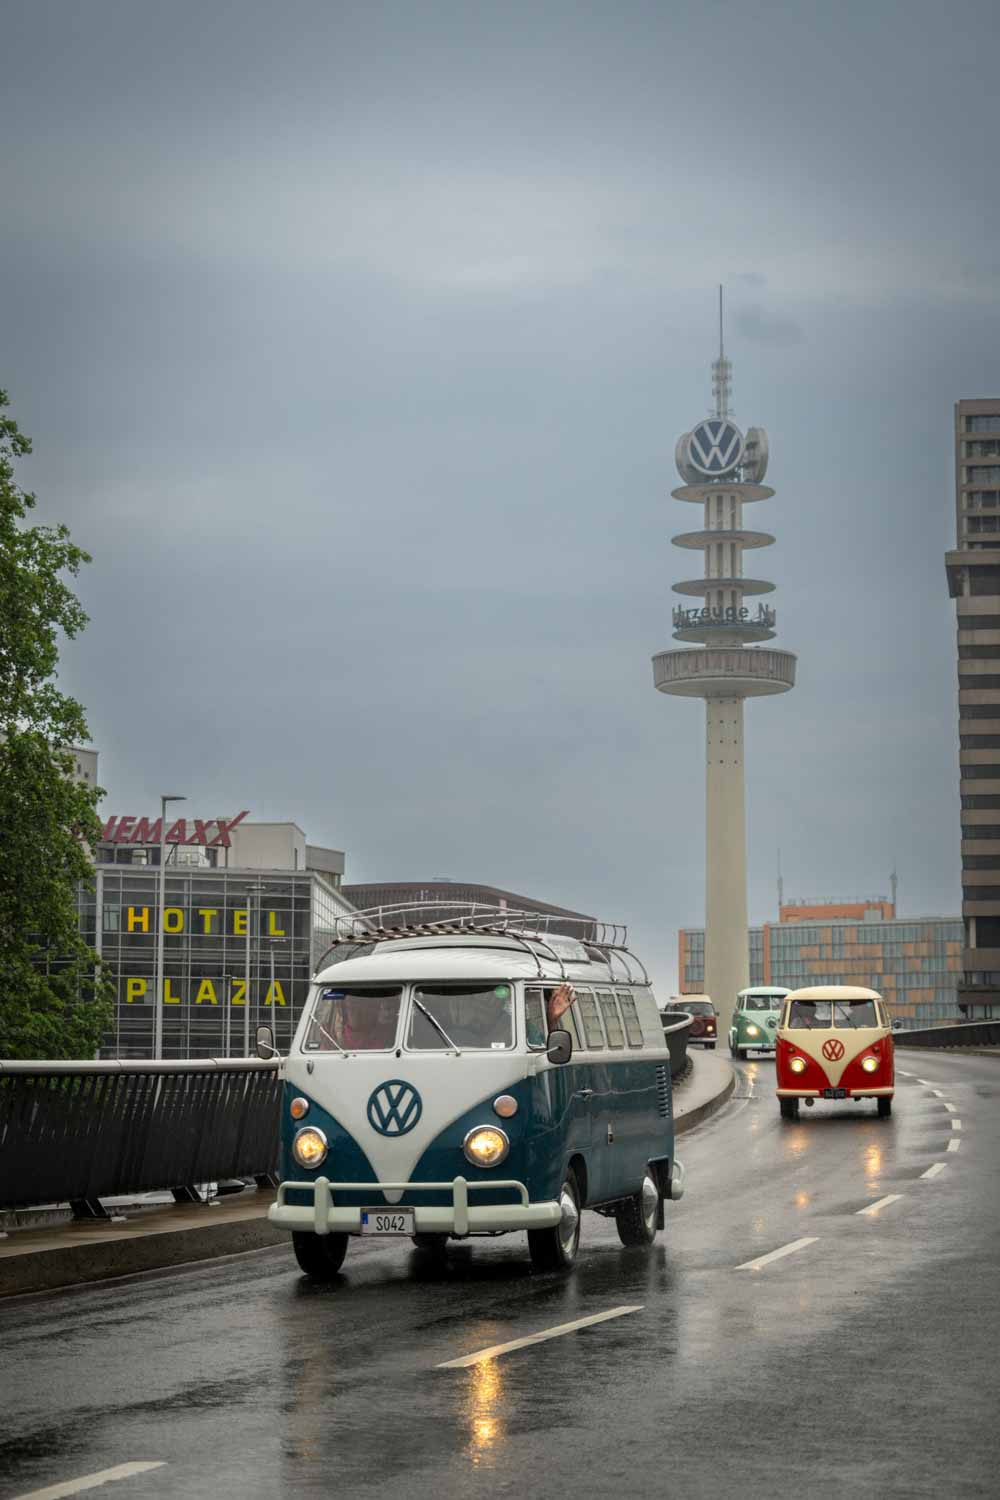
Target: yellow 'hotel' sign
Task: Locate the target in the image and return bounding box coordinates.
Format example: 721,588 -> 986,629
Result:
120,907 -> 288,936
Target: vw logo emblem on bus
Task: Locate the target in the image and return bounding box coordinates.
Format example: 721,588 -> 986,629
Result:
686,418 -> 745,477
367,1080 -> 423,1137
822,1039 -> 845,1063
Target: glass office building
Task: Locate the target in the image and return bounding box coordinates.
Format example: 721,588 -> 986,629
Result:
83,835 -> 356,1059
679,903 -> 963,1023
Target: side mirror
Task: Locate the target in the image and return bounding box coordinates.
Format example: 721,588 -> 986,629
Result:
255,1023 -> 277,1060
546,1028 -> 573,1065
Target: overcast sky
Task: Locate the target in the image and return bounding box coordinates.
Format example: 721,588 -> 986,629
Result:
3,0 -> 999,994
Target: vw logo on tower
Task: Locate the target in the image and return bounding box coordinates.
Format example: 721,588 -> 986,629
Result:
684,417 -> 746,477
367,1079 -> 423,1136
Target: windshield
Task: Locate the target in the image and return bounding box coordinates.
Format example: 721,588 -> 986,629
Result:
406,984 -> 514,1050
787,1000 -> 833,1028
686,1002 -> 715,1016
303,986 -> 402,1051
744,995 -> 781,1012
833,999 -> 879,1027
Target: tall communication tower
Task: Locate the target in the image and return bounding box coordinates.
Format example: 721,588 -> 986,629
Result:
653,291 -> 797,1043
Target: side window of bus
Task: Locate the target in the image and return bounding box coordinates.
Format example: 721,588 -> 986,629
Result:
618,992 -> 645,1048
597,991 -> 625,1049
575,990 -> 606,1049
525,987 -> 547,1049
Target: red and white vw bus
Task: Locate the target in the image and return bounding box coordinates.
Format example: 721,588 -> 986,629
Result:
775,985 -> 895,1121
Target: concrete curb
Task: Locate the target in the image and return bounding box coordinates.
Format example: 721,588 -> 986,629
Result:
673,1051 -> 736,1135
1,1050 -> 737,1298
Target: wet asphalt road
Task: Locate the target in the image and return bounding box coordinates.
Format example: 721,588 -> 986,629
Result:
2,1054 -> 999,1500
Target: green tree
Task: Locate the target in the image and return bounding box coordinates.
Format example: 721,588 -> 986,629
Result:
0,389 -> 112,1058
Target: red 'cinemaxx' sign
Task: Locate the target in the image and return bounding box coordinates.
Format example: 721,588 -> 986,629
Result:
100,811 -> 250,848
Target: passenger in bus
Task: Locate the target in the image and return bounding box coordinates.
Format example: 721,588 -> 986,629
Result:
788,1000 -> 833,1028
525,984 -> 577,1047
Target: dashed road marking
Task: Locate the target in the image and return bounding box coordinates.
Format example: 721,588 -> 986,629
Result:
735,1237 -> 819,1271
947,1138 -> 961,1153
11,1463 -> 166,1500
916,1078 -> 936,1087
857,1193 -> 905,1216
897,1070 -> 912,1078
437,1304 -> 643,1368
943,1102 -> 956,1112
931,1089 -> 944,1097
921,1163 -> 947,1180
952,1118 -> 963,1131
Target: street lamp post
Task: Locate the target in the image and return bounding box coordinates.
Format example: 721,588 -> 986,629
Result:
154,794 -> 186,1060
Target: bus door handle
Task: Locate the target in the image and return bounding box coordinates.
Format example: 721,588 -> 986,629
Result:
577,1088 -> 594,1100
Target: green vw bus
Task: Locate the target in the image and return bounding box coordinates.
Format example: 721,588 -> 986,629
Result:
729,986 -> 789,1059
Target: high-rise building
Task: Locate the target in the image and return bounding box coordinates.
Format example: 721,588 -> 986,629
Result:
653,293 -> 796,1039
946,398 -> 1000,1019
679,900 -> 963,1023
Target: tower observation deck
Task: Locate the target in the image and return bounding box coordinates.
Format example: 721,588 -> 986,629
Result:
652,294 -> 796,1041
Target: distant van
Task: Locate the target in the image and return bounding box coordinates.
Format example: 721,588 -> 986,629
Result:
775,985 -> 895,1119
264,907 -> 686,1279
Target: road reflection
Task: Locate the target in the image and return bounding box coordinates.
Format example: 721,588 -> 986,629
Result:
464,1358 -> 505,1466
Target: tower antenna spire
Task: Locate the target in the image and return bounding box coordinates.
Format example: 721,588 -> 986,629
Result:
711,284 -> 732,417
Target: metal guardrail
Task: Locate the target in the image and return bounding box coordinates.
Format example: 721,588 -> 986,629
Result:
895,1020 -> 1000,1049
659,1012 -> 693,1077
0,1058 -> 281,1215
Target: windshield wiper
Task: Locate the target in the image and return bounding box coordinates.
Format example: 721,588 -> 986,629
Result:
412,997 -> 460,1051
315,1021 -> 345,1053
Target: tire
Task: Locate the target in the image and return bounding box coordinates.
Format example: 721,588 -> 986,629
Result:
411,1232 -> 449,1256
292,1230 -> 349,1279
615,1168 -> 659,1248
877,1096 -> 892,1118
731,1041 -> 745,1060
706,1041 -> 717,1051
779,1098 -> 799,1121
529,1169 -> 581,1272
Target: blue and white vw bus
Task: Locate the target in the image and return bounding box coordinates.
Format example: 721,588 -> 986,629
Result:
266,910 -> 685,1278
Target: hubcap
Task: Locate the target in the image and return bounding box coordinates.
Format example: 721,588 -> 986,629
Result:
558,1184 -> 580,1255
641,1172 -> 658,1230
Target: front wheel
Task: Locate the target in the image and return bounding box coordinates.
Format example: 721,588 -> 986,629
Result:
615,1169 -> 659,1248
529,1170 -> 581,1272
877,1096 -> 893,1118
292,1230 -> 349,1279
731,1040 -> 744,1059
779,1097 -> 800,1121
706,1041 -> 717,1050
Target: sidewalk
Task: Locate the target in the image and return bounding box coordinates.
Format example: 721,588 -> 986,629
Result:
0,1050 -> 734,1298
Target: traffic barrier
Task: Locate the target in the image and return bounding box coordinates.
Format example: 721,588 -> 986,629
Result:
0,1058 -> 281,1215
659,1012 -> 693,1076
895,1019 -> 1000,1049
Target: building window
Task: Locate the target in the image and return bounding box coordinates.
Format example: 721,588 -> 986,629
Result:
966,416 -> 1000,434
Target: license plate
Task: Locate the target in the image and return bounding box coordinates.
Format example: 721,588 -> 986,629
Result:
360,1208 -> 415,1235
822,1088 -> 847,1100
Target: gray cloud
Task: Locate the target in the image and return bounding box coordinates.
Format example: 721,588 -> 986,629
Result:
2,0 -> 999,995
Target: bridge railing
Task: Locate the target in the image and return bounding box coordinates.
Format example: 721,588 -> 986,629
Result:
895,1020 -> 1000,1049
659,1012 -> 693,1077
0,1058 -> 281,1216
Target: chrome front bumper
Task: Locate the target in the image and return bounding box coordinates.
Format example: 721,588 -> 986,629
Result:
269,1175 -> 562,1238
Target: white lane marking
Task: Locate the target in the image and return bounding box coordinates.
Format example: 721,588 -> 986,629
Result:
735,1237 -> 819,1272
917,1078 -> 936,1087
952,1118 -> 963,1131
11,1463 -> 166,1500
921,1163 -> 947,1180
931,1089 -> 944,1097
857,1193 -> 905,1216
437,1304 -> 643,1368
897,1070 -> 912,1078
943,1102 -> 956,1112
947,1137 -> 962,1153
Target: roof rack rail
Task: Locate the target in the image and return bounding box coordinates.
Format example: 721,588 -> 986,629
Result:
313,902 -> 648,985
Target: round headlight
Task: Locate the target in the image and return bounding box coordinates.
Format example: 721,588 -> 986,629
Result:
746,1024 -> 760,1037
861,1055 -> 880,1073
289,1096 -> 310,1120
493,1094 -> 518,1119
292,1126 -> 328,1168
789,1055 -> 807,1074
463,1126 -> 509,1168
